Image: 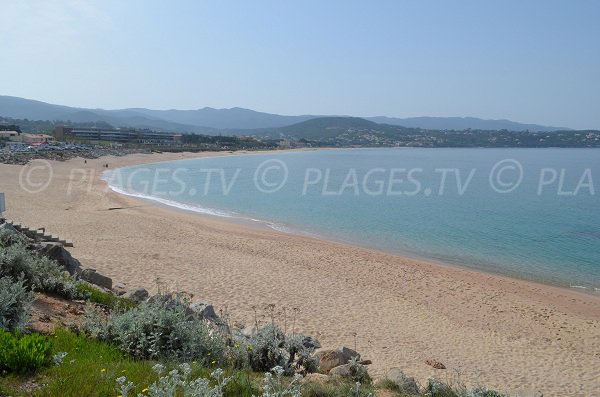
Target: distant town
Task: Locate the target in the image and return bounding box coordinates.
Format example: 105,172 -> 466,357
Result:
1,114 -> 599,165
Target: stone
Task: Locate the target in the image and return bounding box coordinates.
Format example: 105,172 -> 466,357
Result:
112,283 -> 127,296
124,288 -> 149,303
425,378 -> 453,395
425,359 -> 446,369
315,350 -> 347,374
36,242 -> 82,275
302,336 -> 321,350
300,373 -> 329,385
385,368 -> 420,395
337,346 -> 360,361
189,302 -> 218,321
80,268 -> 112,290
328,363 -> 353,378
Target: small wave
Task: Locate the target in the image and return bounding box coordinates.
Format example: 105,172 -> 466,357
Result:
569,285 -> 589,290
103,176 -> 235,218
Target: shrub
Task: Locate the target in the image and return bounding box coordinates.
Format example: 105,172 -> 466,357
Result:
0,241 -> 82,300
246,324 -> 288,372
83,293 -> 225,363
0,275 -> 34,332
0,329 -> 53,373
115,363 -> 231,397
257,365 -> 302,397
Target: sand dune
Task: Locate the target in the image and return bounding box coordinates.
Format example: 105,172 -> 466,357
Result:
1,152 -> 599,396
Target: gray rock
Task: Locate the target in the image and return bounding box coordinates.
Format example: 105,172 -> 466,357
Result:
425,378 -> 454,396
80,268 -> 112,290
329,363 -> 352,378
124,288 -> 149,303
386,368 -> 420,395
337,346 -> 360,361
189,302 -> 217,320
37,242 -> 82,275
302,336 -> 321,350
112,283 -> 127,296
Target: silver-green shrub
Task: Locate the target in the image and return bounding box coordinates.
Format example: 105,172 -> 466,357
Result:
116,363 -> 231,397
84,294 -> 225,362
0,275 -> 34,332
255,365 -> 302,397
0,238 -> 81,300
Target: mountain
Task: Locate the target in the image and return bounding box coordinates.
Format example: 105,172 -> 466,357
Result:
366,116 -> 569,132
0,95 -> 570,133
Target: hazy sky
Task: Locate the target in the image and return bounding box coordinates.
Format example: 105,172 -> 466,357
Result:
1,0 -> 599,129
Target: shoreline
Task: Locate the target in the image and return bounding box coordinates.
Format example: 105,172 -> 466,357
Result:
103,149 -> 600,296
1,150 -> 599,395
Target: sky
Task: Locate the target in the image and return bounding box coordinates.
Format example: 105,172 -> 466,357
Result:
1,0 -> 599,129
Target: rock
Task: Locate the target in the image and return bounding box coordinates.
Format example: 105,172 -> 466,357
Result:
112,283 -> 127,296
337,346 -> 360,361
329,363 -> 353,378
359,359 -> 372,365
80,268 -> 112,290
189,302 -> 218,321
385,368 -> 420,395
302,336 -> 321,350
300,373 -> 329,385
425,378 -> 453,395
316,350 -> 346,373
37,242 -> 82,275
316,346 -> 362,374
124,288 -> 149,303
425,359 -> 446,369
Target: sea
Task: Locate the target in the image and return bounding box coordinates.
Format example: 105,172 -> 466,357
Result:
104,148 -> 600,291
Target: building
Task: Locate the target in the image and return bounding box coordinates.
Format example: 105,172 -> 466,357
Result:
54,126 -> 182,145
0,131 -> 55,146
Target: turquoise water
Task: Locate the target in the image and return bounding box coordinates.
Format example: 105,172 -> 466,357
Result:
105,148 -> 600,291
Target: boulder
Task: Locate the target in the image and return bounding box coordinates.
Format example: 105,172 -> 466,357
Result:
338,346 -> 360,361
124,288 -> 149,303
385,368 -> 420,395
302,336 -> 321,350
329,363 -> 353,378
300,373 -> 329,385
189,302 -> 218,321
315,350 -> 347,373
316,346 -> 362,374
37,242 -> 82,275
80,268 -> 112,290
425,378 -> 453,396
112,283 -> 127,296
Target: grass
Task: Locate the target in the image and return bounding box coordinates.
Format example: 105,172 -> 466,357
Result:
0,329 -> 262,397
75,283 -> 136,310
0,329 -> 371,397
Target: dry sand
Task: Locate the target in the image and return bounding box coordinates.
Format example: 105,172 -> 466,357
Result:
1,151 -> 599,396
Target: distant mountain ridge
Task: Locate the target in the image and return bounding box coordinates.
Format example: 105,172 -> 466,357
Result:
0,95 -> 570,133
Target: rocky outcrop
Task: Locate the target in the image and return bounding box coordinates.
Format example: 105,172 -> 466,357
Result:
189,302 -> 218,321
36,242 -> 82,275
124,288 -> 149,304
80,268 -> 113,290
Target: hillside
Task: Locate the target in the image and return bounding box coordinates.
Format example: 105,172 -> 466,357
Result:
0,95 -> 570,132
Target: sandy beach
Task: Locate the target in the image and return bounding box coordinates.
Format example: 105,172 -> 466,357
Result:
1,151 -> 599,396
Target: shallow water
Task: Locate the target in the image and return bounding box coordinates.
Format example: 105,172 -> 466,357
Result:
105,148 -> 600,290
